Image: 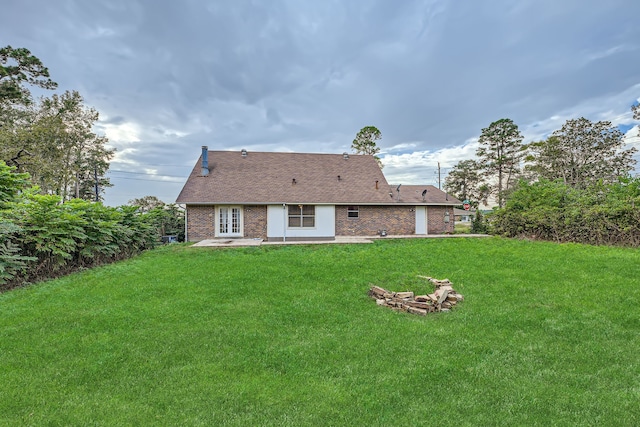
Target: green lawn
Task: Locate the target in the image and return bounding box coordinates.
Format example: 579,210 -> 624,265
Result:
1,238 -> 639,426
455,221 -> 472,233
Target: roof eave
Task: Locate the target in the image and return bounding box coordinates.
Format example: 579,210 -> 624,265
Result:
179,201 -> 462,206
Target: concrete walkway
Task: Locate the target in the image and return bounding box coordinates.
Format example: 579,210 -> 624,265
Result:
191,234 -> 489,247
192,238 -> 264,247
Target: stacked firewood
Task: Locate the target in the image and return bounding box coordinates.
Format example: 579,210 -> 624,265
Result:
368,276 -> 464,315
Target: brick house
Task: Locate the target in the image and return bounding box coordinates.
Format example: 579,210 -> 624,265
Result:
176,147 -> 460,242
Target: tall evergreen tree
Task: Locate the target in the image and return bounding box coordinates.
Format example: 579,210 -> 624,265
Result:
476,118 -> 525,208
443,159 -> 489,207
0,46 -> 57,105
352,126 -> 383,168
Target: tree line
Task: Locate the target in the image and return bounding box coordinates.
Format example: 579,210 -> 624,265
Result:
445,110 -> 639,246
0,161 -> 187,291
0,46 -> 184,290
1,46 -> 113,201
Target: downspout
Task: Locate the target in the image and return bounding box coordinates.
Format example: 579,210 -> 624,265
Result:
282,203 -> 287,242
184,206 -> 188,242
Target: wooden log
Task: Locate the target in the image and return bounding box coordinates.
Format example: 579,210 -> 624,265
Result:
407,306 -> 427,316
370,286 -> 389,297
371,280 -> 462,315
405,300 -> 431,309
396,291 -> 414,299
435,289 -> 449,305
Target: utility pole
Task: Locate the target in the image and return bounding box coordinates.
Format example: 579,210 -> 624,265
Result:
438,161 -> 441,190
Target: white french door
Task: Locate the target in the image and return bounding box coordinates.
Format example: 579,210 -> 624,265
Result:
217,206 -> 242,237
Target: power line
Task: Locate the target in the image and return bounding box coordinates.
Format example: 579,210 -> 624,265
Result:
107,176 -> 184,183
108,169 -> 187,179
113,162 -> 190,167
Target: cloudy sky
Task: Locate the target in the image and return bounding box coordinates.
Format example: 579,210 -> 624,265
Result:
2,0 -> 640,206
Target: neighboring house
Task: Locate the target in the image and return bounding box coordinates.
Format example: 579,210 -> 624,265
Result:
176,147 -> 460,242
454,208 -> 476,222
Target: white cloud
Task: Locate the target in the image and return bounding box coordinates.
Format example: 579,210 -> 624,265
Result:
98,121 -> 141,144
584,45 -> 636,64
520,82 -> 640,143
624,125 -> 640,149
382,140 -> 479,185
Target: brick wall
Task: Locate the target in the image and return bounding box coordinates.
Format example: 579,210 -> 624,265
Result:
335,205 -> 416,236
243,205 -> 267,239
427,206 -> 455,234
186,205 -> 216,241
187,204 -> 455,241
186,205 -> 268,241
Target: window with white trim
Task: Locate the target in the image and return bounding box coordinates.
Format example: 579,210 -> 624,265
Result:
288,205 -> 315,228
347,206 -> 359,218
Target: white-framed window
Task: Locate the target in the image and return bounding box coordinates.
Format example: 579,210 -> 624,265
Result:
288,205 -> 315,228
347,205 -> 359,218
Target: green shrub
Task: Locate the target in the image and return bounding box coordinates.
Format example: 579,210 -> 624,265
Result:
0,160 -> 168,289
492,178 -> 640,246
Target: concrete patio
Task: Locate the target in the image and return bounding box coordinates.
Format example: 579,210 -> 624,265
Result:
191,234 -> 489,247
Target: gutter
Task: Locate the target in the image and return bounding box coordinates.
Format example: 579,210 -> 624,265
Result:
179,201 -> 460,206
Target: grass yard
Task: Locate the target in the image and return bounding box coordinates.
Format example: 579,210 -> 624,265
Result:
454,221 -> 472,233
1,238 -> 639,426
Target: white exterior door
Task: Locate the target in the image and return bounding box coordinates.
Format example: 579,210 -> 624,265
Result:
217,206 -> 242,237
415,206 -> 427,235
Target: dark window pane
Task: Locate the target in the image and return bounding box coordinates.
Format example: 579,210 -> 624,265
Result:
288,217 -> 300,227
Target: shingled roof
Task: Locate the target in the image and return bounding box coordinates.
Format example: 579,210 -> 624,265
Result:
176,149 -> 459,205
390,185 -> 460,205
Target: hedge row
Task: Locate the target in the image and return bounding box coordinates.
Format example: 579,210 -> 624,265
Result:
0,162 -> 173,290
491,178 -> 640,247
